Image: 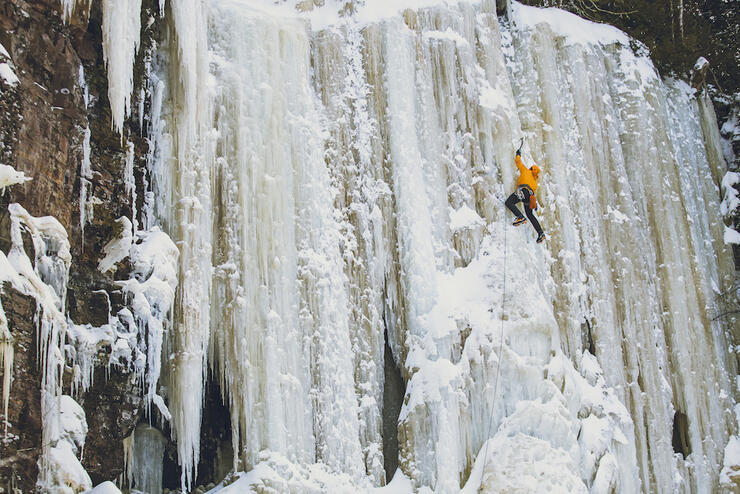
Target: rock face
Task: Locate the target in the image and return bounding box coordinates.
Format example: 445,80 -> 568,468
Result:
0,284 -> 41,493
0,0 -> 152,490
1,0 -> 87,226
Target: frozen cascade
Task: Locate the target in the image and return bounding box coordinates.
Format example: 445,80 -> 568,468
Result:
78,66 -> 93,246
154,0 -> 213,489
123,423 -> 167,494
503,2 -> 736,492
0,204 -> 91,492
134,0 -> 739,492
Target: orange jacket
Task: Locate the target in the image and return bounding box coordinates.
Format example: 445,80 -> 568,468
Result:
515,154 -> 540,192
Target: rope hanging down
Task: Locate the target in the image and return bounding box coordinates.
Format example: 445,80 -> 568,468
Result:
477,199 -> 508,493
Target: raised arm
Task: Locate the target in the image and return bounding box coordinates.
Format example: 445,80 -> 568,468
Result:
515,153 -> 527,174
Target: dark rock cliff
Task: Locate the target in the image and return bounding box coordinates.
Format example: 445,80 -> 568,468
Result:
0,0 -> 154,490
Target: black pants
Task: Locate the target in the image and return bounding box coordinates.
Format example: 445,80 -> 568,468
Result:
506,187 -> 543,236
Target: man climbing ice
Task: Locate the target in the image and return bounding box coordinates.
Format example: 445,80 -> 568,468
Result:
505,142 -> 546,243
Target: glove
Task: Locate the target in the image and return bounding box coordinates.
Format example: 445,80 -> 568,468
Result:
516,148 -> 521,156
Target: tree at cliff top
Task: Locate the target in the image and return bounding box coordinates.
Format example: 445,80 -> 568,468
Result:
522,0 -> 739,97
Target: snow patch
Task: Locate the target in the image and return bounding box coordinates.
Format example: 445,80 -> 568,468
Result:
724,225 -> 740,245
207,452 -> 365,493
83,481 -> 123,494
721,429 -> 740,487
512,1 -> 629,47
449,204 -> 484,231
0,164 -> 31,190
0,63 -> 19,86
721,171 -> 740,217
97,217 -> 134,273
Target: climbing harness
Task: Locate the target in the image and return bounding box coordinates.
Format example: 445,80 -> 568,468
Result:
477,200 -> 508,493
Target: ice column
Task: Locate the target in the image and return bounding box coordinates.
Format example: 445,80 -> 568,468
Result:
100,0 -> 142,135
0,302 -> 12,435
123,423 -> 166,494
311,20 -> 390,482
157,0 -> 213,488
206,3 -> 365,477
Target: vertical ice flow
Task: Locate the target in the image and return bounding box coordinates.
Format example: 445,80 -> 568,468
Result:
141,1 -> 738,492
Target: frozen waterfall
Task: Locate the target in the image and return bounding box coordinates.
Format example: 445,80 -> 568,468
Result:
129,0 -> 739,492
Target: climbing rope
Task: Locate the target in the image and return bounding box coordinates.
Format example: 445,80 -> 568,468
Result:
478,201 -> 508,493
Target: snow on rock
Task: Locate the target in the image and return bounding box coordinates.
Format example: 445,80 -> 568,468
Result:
0,163 -> 31,190
372,471 -> 414,494
70,222 -> 178,413
449,204 -> 484,231
47,440 -> 92,494
0,204 -> 98,493
694,56 -> 709,72
44,395 -> 91,494
0,204 -> 76,491
82,481 -> 123,494
475,434 -> 588,494
118,226 -> 178,407
721,171 -> 740,218
0,63 -> 19,87
721,436 -> 740,489
511,1 -> 628,47
206,452 -> 366,494
0,196 -> 176,491
97,216 -> 134,273
0,40 -> 19,89
724,225 -> 740,245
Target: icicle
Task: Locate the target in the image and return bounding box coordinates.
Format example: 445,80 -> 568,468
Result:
123,424 -> 165,493
142,74 -> 167,231
79,126 -> 93,245
157,0 -> 213,489
60,0 -> 76,22
101,0 -> 142,136
124,141 -> 137,233
4,204 -> 73,491
59,0 -> 92,23
0,304 -> 13,436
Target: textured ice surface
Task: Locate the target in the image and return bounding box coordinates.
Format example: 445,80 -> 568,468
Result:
123,424 -> 166,494
141,0 -> 739,491
47,0 -> 739,492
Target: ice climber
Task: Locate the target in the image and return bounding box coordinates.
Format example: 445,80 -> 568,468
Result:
505,146 -> 546,243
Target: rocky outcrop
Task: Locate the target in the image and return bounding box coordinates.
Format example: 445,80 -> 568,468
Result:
0,0 -> 161,490
78,367 -> 143,485
0,285 -> 42,493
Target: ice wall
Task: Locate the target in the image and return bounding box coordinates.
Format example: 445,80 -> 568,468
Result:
141,0 -> 737,492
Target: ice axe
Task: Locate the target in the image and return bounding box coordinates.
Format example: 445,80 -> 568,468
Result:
516,137 -> 524,155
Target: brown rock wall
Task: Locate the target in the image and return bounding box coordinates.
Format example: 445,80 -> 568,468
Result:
0,285 -> 42,494
0,0 -> 158,490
